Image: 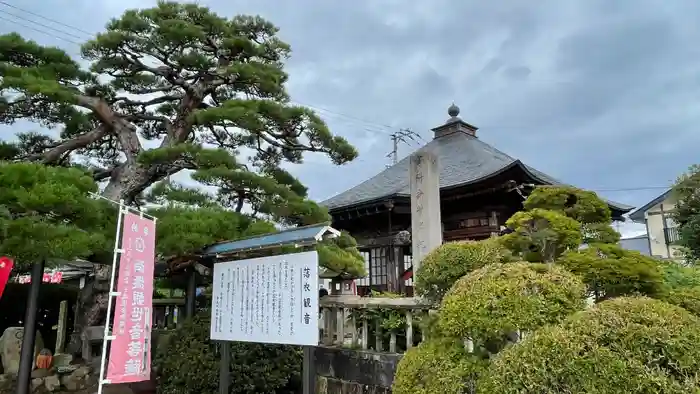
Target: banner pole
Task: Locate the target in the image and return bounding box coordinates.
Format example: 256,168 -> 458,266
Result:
97,199 -> 126,394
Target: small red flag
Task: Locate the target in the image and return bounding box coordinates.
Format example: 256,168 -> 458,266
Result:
0,256 -> 14,300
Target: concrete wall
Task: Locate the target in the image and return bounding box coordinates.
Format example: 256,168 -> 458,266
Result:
619,235 -> 651,256
314,346 -> 401,394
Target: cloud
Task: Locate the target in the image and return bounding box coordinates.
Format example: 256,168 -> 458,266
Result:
2,0 -> 700,237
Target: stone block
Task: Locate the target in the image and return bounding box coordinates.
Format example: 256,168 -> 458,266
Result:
0,327 -> 44,375
43,374 -> 60,391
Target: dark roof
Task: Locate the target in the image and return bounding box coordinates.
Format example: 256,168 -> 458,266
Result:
628,189 -> 673,222
321,130 -> 633,213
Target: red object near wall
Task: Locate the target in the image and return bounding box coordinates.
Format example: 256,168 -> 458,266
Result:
0,256 -> 14,300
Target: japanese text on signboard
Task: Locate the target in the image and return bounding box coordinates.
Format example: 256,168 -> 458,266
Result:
106,212 -> 156,384
210,251 -> 319,346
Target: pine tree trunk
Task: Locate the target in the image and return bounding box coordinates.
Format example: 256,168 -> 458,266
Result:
67,161 -> 166,356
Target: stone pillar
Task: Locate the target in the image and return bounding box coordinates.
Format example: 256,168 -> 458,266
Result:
410,151 -> 442,281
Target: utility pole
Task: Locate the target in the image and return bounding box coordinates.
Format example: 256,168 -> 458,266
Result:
386,128 -> 422,167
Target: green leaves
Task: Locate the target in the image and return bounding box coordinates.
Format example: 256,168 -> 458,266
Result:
316,231 -> 366,277
146,205 -> 275,257
671,164 -> 700,262
437,263 -> 586,344
558,243 -> 667,301
479,298 -> 700,394
503,208 -> 582,262
154,312 -> 302,394
0,162 -> 107,270
414,238 -> 513,303
1,2 -> 358,207
393,338 -> 488,394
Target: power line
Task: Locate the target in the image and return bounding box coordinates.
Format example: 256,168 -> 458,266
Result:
0,8 -> 88,41
0,14 -> 82,46
0,5 -> 410,139
0,1 -> 94,36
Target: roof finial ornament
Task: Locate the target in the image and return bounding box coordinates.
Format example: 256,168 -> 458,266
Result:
447,102 -> 460,118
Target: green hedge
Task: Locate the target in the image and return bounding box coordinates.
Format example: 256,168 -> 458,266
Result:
479,297 -> 700,393
438,262 -> 586,343
154,313 -> 302,394
414,238 -> 512,303
393,337 -> 487,394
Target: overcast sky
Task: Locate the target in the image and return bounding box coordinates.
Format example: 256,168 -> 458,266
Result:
3,0 -> 700,236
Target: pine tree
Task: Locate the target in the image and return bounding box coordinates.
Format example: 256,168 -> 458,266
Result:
0,1 -> 358,353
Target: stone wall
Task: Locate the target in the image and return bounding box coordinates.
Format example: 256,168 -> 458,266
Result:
313,347 -> 402,394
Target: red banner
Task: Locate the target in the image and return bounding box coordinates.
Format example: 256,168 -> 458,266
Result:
17,271 -> 63,284
106,212 -> 156,384
0,256 -> 14,300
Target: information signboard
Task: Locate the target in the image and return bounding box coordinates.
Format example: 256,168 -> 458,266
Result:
210,250 -> 319,346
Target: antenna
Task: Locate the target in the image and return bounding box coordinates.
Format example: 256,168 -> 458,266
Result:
386,128 -> 422,167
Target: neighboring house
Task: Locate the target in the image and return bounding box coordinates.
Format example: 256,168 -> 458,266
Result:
628,190 -> 683,261
619,234 -> 651,256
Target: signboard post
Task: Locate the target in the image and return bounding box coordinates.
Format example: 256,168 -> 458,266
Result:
210,251 -> 319,394
96,199 -> 157,394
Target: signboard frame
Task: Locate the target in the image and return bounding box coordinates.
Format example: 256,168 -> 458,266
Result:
204,224 -> 340,394
210,250 -> 319,346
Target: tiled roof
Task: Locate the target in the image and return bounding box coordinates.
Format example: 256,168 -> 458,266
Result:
321,130 -> 633,213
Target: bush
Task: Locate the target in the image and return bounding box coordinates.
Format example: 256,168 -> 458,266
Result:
154,313 -> 302,394
661,286 -> 700,316
438,263 -> 586,343
414,238 -> 512,302
393,338 -> 488,394
557,243 -> 666,301
523,186 -> 612,224
662,261 -> 700,289
502,208 -> 582,262
478,297 -> 700,393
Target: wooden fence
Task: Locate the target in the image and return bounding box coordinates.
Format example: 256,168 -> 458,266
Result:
150,296 -> 434,355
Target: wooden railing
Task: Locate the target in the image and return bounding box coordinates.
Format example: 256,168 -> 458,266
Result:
319,295 -> 433,354
150,296 -> 435,355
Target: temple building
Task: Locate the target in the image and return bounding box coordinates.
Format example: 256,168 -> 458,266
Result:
320,104 -> 633,295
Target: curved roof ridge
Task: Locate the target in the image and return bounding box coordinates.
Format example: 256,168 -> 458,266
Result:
320,130 -> 632,214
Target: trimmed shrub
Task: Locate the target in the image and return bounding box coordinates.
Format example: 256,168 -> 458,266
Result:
663,286 -> 700,315
438,263 -> 586,342
154,313 -> 302,394
557,243 -> 667,301
478,297 -> 700,393
393,338 -> 488,394
662,261 -> 700,289
502,208 -> 582,262
523,186 -> 612,224
414,238 -> 512,302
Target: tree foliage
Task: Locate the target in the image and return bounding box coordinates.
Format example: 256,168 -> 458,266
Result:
479,297 -> 700,394
0,161 -> 108,270
393,338 -> 487,394
154,312 -> 302,394
502,208 -> 582,262
523,185 -> 612,224
438,263 -> 586,344
393,186 -> 700,393
148,205 -> 275,258
414,238 -> 513,303
558,243 -> 667,301
671,164 -> 700,263
0,1 -> 357,209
